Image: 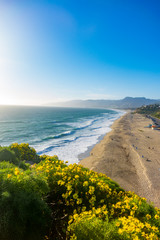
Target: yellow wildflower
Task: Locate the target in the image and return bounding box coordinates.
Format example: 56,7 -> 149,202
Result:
154,214 -> 159,219
73,193 -> 78,199
116,222 -> 120,227
89,186 -> 95,194
146,214 -> 151,220
83,181 -> 89,187
14,168 -> 19,175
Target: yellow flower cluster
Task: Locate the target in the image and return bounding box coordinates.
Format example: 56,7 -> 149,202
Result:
68,205 -> 108,229
35,158 -> 118,211
6,167 -> 24,179
2,151 -> 160,240
33,157 -> 160,239
10,143 -> 37,161
117,215 -> 159,239
14,168 -> 20,175
111,193 -> 145,217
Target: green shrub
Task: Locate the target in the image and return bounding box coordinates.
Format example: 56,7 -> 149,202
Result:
0,166 -> 51,240
0,145 -> 160,240
34,157 -> 160,240
0,147 -> 29,170
68,206 -> 160,240
10,143 -> 40,163
0,161 -> 16,170
68,215 -> 124,240
0,147 -> 19,165
18,160 -> 30,170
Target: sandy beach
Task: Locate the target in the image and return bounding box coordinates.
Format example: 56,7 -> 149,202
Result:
80,112 -> 160,207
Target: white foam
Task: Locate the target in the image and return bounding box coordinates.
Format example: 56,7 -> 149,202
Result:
34,110 -> 125,164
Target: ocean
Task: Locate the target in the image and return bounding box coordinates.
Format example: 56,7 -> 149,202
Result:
0,106 -> 125,164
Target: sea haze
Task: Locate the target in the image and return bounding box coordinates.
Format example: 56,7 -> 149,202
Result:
0,106 -> 125,164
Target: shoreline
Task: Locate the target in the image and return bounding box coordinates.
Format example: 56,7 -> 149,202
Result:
78,132 -> 111,161
78,110 -> 126,161
80,112 -> 160,207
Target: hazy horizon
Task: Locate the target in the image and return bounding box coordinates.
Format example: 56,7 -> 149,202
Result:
0,0 -> 160,106
0,96 -> 159,108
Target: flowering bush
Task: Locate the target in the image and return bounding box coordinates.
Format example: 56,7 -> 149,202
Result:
10,143 -> 40,163
0,162 -> 50,240
33,156 -> 160,240
0,144 -> 160,240
68,208 -> 160,240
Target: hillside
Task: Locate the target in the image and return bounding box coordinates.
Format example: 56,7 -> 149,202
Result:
48,97 -> 160,109
0,143 -> 160,240
136,104 -> 160,119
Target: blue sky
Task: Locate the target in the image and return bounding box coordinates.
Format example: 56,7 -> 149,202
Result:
0,0 -> 160,105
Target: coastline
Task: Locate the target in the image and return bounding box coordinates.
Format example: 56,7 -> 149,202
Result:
78,110 -> 126,161
80,112 -> 160,207
78,132 -> 110,161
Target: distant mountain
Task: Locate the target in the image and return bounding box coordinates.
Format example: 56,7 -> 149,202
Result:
48,97 -> 160,109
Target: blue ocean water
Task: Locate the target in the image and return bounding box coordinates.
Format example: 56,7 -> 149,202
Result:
0,106 -> 125,163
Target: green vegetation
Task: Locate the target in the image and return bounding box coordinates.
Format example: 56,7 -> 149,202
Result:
0,143 -> 40,170
0,143 -> 160,239
136,104 -> 160,119
10,143 -> 40,163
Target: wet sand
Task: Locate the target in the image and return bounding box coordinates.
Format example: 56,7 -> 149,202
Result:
80,113 -> 160,207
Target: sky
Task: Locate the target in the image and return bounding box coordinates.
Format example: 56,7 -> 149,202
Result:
0,0 -> 160,105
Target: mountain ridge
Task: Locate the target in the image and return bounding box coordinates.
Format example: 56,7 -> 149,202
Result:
47,97 -> 160,109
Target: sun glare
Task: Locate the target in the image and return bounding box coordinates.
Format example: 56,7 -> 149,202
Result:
0,93 -> 17,106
